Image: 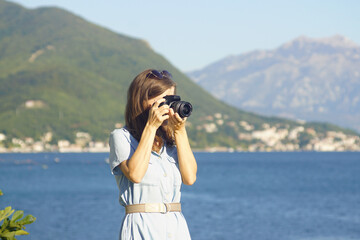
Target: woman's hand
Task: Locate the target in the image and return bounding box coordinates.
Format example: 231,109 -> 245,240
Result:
168,108 -> 187,133
147,98 -> 170,130
169,108 -> 197,185
120,98 -> 170,184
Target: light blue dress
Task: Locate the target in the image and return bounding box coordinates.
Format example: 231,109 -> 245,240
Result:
109,128 -> 191,240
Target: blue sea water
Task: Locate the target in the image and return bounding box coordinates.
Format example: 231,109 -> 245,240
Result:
0,152 -> 359,240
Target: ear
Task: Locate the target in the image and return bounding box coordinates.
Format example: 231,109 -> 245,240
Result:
143,99 -> 155,109
142,100 -> 150,109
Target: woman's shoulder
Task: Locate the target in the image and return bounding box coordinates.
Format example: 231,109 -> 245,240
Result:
110,127 -> 131,141
110,127 -> 138,147
111,127 -> 130,136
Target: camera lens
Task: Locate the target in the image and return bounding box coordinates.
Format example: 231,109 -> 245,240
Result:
173,101 -> 192,118
182,104 -> 191,115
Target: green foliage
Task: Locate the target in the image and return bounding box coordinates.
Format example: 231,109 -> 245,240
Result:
298,132 -> 313,148
305,121 -> 357,135
0,206 -> 36,240
0,190 -> 36,240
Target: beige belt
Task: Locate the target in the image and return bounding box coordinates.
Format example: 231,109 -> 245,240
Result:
125,203 -> 181,214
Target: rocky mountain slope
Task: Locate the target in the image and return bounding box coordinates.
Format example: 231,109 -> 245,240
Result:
188,35 -> 360,133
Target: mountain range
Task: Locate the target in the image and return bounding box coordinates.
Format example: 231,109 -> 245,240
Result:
188,35 -> 360,133
0,0 -> 358,151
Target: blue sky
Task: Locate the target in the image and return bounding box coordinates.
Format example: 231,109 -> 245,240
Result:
8,0 -> 360,71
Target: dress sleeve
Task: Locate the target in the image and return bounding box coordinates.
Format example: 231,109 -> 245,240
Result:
109,129 -> 133,175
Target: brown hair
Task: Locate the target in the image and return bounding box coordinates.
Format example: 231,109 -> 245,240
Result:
125,69 -> 176,152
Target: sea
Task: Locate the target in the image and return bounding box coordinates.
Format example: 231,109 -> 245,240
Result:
0,152 -> 359,240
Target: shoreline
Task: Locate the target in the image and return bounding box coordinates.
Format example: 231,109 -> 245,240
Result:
1,149 -> 359,154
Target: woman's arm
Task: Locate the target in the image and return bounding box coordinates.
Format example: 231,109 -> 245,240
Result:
169,109 -> 197,185
120,99 -> 169,183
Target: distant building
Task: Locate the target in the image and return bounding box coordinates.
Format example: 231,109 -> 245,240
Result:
0,133 -> 6,141
24,100 -> 46,108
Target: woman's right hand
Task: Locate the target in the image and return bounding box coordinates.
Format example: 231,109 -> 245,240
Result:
146,98 -> 170,130
121,98 -> 169,184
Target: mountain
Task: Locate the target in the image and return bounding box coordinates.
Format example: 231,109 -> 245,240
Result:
0,0 -> 262,148
0,1 -> 359,152
188,35 -> 360,133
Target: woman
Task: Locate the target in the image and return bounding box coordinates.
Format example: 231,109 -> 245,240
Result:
109,69 -> 197,240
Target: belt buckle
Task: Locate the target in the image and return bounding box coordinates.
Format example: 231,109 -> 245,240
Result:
162,203 -> 171,214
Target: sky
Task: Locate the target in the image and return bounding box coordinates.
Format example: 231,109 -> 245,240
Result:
8,0 -> 360,72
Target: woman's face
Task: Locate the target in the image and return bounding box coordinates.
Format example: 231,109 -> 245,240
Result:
145,87 -> 175,108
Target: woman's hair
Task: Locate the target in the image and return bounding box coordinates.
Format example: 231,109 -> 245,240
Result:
125,69 -> 176,152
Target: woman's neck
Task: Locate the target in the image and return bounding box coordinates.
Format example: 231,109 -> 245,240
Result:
153,137 -> 163,153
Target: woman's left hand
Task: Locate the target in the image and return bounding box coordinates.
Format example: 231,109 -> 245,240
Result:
168,108 -> 187,132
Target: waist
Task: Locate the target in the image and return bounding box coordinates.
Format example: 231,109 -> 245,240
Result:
125,203 -> 181,214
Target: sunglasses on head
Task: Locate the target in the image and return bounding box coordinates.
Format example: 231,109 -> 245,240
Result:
146,70 -> 173,80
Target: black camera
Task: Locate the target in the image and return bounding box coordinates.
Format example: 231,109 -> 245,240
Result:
159,95 -> 193,118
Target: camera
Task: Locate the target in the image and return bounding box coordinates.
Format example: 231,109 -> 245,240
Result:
159,95 -> 193,118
